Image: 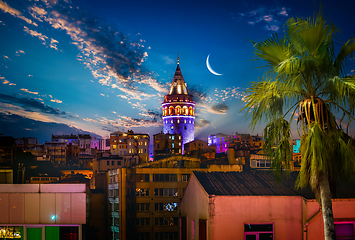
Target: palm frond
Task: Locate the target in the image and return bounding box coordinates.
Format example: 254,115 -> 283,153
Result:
333,37 -> 355,76
297,122 -> 330,189
263,118 -> 292,178
325,75 -> 355,114
242,78 -> 298,130
253,34 -> 293,70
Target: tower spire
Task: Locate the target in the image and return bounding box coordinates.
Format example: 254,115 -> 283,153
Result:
177,53 -> 179,65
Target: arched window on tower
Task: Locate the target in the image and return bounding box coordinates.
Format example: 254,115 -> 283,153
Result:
183,106 -> 188,115
176,106 -> 181,115
169,106 -> 174,115
164,107 -> 168,116
189,107 -> 193,116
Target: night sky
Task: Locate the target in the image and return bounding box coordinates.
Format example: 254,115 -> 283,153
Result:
1,0 -> 354,143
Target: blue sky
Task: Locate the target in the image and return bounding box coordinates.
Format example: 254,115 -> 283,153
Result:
0,0 -> 354,143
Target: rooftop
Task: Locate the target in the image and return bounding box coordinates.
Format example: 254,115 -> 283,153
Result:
193,171 -> 355,199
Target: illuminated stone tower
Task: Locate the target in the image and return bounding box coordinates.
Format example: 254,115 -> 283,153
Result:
162,56 -> 195,152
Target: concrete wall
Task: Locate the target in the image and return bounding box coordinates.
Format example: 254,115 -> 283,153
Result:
305,199 -> 355,240
181,177 -> 305,240
0,184 -> 86,225
212,196 -> 304,240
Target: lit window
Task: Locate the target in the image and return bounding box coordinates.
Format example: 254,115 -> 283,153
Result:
171,126 -> 174,130
172,136 -> 174,140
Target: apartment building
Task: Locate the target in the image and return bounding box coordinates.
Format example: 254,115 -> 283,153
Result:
107,156 -> 242,240
110,130 -> 149,163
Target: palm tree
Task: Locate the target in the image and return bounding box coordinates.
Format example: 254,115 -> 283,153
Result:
242,10 -> 355,240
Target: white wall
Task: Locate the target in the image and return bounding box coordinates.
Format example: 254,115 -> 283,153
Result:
0,184 -> 86,225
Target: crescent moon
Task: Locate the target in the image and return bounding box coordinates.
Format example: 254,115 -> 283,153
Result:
206,54 -> 223,76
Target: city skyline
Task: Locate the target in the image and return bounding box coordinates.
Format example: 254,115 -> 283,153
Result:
0,0 -> 354,143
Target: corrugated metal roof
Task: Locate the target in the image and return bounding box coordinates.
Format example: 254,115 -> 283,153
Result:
193,171 -> 355,199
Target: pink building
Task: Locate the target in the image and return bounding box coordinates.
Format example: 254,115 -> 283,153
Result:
181,171 -> 355,240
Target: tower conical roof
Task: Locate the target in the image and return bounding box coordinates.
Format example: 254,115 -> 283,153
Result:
168,60 -> 188,95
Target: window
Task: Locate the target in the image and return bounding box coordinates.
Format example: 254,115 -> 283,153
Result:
335,222 -> 355,240
182,174 -> 190,182
136,174 -> 149,182
244,223 -> 273,240
153,174 -> 177,182
136,203 -> 150,211
155,232 -> 178,240
112,161 -> 114,165
135,188 -> 150,197
136,218 -> 150,226
250,159 -> 271,168
154,188 -> 178,197
107,161 -> 110,166
155,217 -> 178,226
155,202 -> 178,211
137,232 -> 150,240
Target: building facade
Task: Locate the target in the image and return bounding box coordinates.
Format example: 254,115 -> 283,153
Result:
162,57 -> 195,153
153,132 -> 182,159
44,142 -> 66,166
107,157 -> 242,240
110,130 -> 149,163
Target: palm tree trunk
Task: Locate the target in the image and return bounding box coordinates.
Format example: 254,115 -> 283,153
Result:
319,175 -> 336,240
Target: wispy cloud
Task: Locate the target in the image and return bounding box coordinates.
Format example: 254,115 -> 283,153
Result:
98,114 -> 162,131
50,99 -> 62,103
195,118 -> 212,129
15,50 -> 25,56
234,6 -> 290,32
23,26 -> 48,44
1,76 -> 16,86
20,88 -> 39,95
0,93 -> 66,116
83,118 -> 97,123
0,0 -> 37,26
163,56 -> 175,65
49,38 -> 59,50
111,84 -> 155,100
